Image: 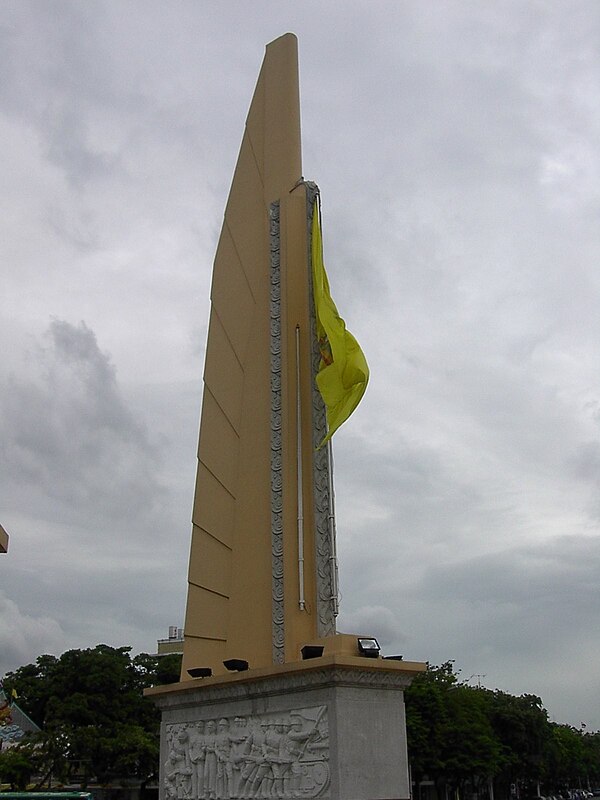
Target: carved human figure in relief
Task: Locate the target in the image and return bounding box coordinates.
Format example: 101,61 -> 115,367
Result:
203,720 -> 218,800
228,716 -> 249,798
261,718 -> 285,798
215,717 -> 233,798
169,728 -> 193,799
238,718 -> 268,797
285,712 -> 317,796
189,720 -> 206,799
164,751 -> 180,800
273,719 -> 295,798
306,713 -> 329,757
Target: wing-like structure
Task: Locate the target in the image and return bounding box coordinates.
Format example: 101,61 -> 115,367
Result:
182,34 -> 336,677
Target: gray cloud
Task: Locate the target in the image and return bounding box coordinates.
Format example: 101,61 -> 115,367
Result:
0,320 -> 164,526
0,320 -> 190,676
0,591 -> 67,671
2,0 -> 600,731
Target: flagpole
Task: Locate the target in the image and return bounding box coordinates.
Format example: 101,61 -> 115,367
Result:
327,438 -> 339,616
296,325 -> 306,611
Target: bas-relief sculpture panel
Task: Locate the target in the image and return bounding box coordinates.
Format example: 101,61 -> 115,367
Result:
164,706 -> 329,800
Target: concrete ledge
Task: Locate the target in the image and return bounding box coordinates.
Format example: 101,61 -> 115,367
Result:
145,652 -> 426,701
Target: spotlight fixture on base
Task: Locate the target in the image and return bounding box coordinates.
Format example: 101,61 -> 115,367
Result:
187,667 -> 212,678
357,637 -> 380,658
301,645 -> 324,660
223,659 -> 249,672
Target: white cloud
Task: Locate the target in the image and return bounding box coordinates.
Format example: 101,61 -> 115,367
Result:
0,592 -> 67,674
338,605 -> 406,650
1,0 -> 600,731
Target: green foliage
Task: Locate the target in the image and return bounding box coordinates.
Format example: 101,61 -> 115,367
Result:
545,724 -> 590,786
405,661 -> 457,778
484,690 -> 549,783
405,661 -> 599,796
0,748 -> 34,789
440,684 -> 506,784
2,645 -> 182,788
4,647 -> 599,795
406,662 -> 505,789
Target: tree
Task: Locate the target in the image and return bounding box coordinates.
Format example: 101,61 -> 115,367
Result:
483,690 -> 550,796
406,663 -> 600,800
581,732 -> 600,787
545,724 -> 587,790
0,748 -> 35,790
439,684 -> 506,794
2,645 -> 182,787
406,662 -> 505,796
405,661 -> 457,783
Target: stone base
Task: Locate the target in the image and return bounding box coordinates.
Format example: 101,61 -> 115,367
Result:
147,654 -> 424,800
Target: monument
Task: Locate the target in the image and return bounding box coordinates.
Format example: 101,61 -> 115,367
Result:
147,33 -> 425,800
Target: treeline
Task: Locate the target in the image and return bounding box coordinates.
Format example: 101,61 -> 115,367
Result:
405,662 -> 600,798
0,645 -> 182,790
1,648 -> 599,796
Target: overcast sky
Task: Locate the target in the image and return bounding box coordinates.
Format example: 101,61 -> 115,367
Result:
1,1 -> 600,731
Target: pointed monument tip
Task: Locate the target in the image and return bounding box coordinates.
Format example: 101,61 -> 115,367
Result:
0,524 -> 8,553
266,32 -> 298,49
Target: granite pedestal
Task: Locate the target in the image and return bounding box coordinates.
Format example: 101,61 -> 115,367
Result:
147,654 -> 422,800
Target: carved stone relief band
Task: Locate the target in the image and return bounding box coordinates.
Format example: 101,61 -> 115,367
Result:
164,706 -> 330,800
269,201 -> 285,665
305,183 -> 336,638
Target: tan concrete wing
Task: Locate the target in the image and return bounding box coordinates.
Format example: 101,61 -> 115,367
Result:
182,34 -> 333,678
0,524 -> 8,553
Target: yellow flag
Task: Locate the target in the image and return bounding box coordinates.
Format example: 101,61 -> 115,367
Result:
311,200 -> 369,445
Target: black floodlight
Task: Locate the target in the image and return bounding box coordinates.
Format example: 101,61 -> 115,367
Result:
223,659 -> 249,672
187,667 -> 213,678
357,637 -> 380,658
384,655 -> 403,661
301,645 -> 324,660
